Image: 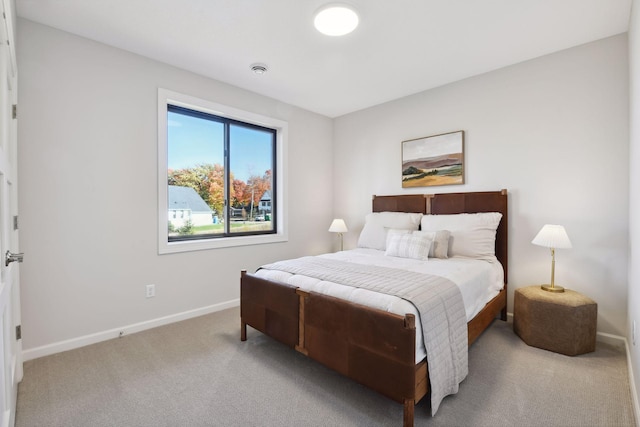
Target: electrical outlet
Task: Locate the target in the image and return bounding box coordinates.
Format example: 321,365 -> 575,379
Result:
146,284 -> 156,298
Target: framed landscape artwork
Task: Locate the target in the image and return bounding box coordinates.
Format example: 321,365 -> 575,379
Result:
401,130 -> 464,188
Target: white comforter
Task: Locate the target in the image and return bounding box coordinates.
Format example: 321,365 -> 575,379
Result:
254,248 -> 504,362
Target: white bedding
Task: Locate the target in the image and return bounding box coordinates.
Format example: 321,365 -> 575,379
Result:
254,248 -> 504,362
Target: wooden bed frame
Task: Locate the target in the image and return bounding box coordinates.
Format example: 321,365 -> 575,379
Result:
240,190 -> 508,427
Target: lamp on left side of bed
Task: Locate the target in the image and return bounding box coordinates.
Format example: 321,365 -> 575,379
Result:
329,219 -> 348,251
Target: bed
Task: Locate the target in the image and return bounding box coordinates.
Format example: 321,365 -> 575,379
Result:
240,190 -> 508,427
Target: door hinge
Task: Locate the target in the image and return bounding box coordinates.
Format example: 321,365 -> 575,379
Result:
15,325 -> 21,341
12,104 -> 16,119
13,215 -> 18,230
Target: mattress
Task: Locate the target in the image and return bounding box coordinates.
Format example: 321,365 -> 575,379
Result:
254,248 -> 505,362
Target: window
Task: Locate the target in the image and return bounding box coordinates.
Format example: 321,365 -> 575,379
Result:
158,89 -> 287,254
166,105 -> 276,239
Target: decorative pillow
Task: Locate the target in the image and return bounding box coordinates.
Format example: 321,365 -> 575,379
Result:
385,228 -> 413,249
357,212 -> 423,250
420,212 -> 502,259
384,233 -> 432,261
414,230 -> 451,259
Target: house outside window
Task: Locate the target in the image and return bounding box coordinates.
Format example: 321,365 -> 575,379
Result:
158,89 -> 288,254
259,191 -> 272,218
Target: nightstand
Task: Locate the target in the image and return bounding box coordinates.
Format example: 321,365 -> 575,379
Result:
513,285 -> 597,356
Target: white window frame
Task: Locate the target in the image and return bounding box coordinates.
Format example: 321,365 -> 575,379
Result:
158,88 -> 288,254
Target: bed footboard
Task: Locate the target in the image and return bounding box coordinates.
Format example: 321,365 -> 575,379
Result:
240,270 -> 299,348
241,271 -> 423,427
296,289 -> 419,402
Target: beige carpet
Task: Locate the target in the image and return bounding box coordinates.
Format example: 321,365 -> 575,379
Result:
16,307 -> 636,426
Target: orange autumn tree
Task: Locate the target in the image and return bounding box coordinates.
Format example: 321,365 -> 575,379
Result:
207,164 -> 235,216
246,169 -> 272,209
232,179 -> 247,208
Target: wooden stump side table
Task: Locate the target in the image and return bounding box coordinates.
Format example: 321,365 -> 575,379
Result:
513,285 -> 597,356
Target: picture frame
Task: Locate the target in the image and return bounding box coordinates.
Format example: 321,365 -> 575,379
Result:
401,130 -> 464,188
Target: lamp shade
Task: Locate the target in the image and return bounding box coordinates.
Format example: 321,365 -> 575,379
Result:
328,219 -> 348,233
531,224 -> 572,249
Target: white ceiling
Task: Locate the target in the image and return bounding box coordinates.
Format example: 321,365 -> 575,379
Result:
16,0 -> 631,118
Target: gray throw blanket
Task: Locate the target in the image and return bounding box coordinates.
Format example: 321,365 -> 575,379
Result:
260,256 -> 468,415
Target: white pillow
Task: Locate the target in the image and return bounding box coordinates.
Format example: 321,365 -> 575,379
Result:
357,212 -> 423,250
420,212 -> 502,260
415,230 -> 451,259
385,233 -> 432,261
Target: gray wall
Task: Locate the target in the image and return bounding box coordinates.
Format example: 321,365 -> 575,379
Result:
17,19 -> 334,356
333,34 -> 629,337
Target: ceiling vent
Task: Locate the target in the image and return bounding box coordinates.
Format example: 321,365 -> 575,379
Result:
250,63 -> 268,74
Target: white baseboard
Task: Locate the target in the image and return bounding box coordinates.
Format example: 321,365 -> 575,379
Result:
596,331 -> 627,349
22,298 -> 240,361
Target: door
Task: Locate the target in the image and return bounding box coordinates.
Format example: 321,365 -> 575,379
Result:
0,0 -> 21,425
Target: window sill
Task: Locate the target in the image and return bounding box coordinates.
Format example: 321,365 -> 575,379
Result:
158,232 -> 288,254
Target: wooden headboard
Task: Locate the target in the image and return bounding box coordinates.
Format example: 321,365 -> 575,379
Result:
372,189 -> 508,284
371,194 -> 429,215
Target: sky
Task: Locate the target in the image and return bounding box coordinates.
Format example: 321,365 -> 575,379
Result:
167,111 -> 273,182
402,131 -> 463,161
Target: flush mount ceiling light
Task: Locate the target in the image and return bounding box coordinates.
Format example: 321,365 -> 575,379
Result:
250,63 -> 268,74
314,4 -> 359,36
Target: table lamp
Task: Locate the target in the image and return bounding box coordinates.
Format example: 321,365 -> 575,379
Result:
532,224 -> 572,293
329,219 -> 348,251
